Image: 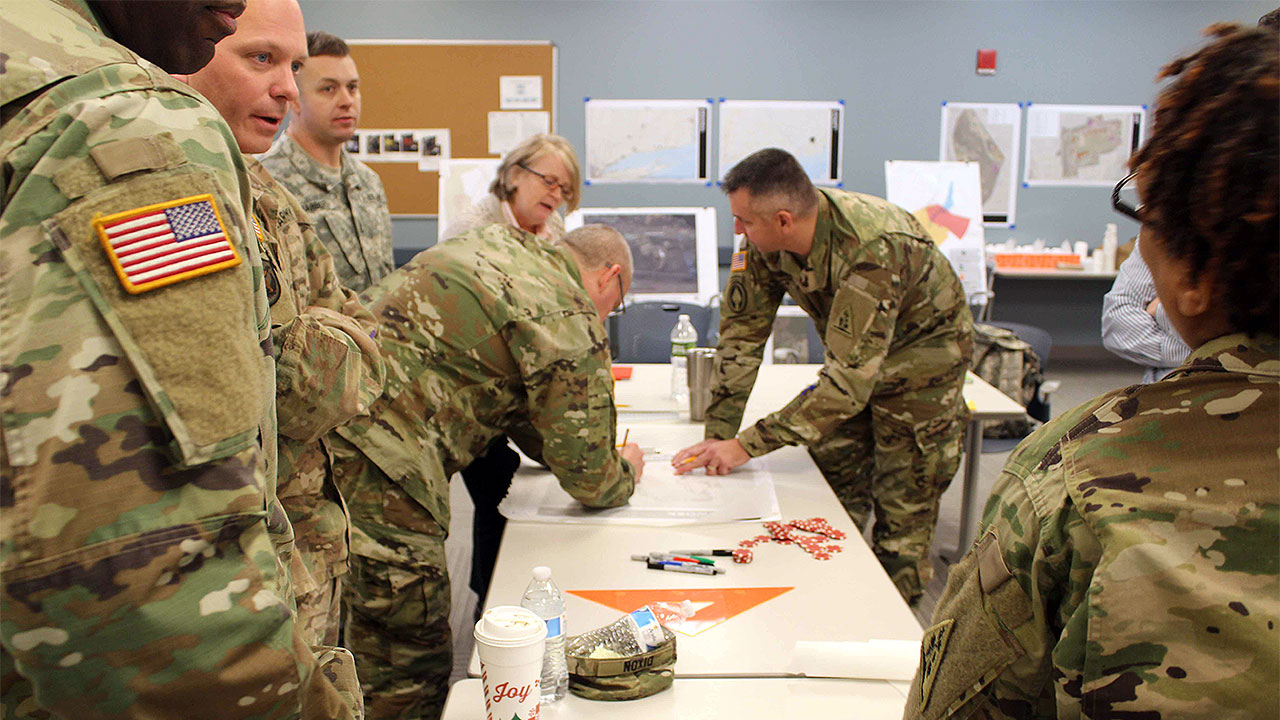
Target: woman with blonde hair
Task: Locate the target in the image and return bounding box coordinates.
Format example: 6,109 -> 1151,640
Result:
445,133 -> 587,616
444,133 -> 581,240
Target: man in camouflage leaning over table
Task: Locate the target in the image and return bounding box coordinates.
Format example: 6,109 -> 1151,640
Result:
1,0 -> 359,717
184,0 -> 385,648
675,148 -> 973,605
260,31 -> 393,292
330,223 -> 645,720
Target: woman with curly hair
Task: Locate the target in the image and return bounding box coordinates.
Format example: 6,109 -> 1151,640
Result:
906,23 -> 1278,720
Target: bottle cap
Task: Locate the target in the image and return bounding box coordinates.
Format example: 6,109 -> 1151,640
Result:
532,565 -> 551,581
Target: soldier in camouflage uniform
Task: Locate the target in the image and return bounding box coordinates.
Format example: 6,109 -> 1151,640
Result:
331,223 -> 644,720
907,24 -> 1278,719
674,148 -> 973,604
1,0 -> 359,717
259,32 -> 394,292
184,0 -> 385,648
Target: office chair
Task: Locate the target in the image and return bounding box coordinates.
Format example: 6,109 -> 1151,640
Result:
613,301 -> 712,363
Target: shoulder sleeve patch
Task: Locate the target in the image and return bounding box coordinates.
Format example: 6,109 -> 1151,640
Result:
93,194 -> 241,294
919,618 -> 955,710
730,250 -> 747,272
725,275 -> 749,314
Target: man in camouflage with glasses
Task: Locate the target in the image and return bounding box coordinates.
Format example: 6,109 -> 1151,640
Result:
330,223 -> 644,720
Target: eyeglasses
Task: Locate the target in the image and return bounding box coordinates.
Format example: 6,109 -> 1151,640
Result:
1111,171 -> 1143,222
518,162 -> 572,197
607,269 -> 627,317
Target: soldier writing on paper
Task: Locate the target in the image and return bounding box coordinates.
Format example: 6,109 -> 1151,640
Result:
330,223 -> 643,719
673,149 -> 973,606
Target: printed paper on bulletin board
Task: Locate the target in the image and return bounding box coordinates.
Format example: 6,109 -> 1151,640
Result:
347,40 -> 556,216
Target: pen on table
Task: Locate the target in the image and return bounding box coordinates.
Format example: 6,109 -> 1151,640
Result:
646,561 -> 724,575
631,553 -> 714,565
667,549 -> 735,557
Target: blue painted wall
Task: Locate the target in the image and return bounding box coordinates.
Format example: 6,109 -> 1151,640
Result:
299,0 -> 1270,348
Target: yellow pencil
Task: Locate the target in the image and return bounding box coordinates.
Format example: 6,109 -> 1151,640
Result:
622,429 -> 630,446
678,455 -> 699,465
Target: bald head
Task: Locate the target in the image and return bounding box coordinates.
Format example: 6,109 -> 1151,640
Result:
557,224 -> 634,322
186,0 -> 307,153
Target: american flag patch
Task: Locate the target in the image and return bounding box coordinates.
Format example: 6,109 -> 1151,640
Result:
94,194 -> 240,294
730,250 -> 747,272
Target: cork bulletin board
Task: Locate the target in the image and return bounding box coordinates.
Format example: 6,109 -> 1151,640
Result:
347,40 -> 557,216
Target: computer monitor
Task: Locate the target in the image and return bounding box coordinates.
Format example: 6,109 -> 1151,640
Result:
565,206 -> 719,305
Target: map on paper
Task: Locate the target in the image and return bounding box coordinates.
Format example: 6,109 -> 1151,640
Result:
436,158 -> 501,242
499,462 -> 781,526
940,102 -> 1021,226
1024,104 -> 1146,186
885,161 -> 987,304
719,100 -> 843,184
585,99 -> 711,183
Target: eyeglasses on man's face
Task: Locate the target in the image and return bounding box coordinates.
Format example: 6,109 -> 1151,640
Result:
607,270 -> 627,317
518,162 -> 572,197
1112,171 -> 1143,222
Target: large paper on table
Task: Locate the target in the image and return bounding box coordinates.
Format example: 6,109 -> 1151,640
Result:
499,461 -> 781,526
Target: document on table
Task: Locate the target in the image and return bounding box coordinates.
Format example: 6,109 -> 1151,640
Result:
499,462 -> 781,526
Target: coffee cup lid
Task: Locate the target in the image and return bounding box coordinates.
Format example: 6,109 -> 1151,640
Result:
475,606 -> 547,647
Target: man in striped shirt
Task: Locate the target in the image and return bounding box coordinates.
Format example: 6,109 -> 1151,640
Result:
1101,238 -> 1191,383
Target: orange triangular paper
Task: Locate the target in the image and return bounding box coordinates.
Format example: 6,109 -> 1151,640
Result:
567,587 -> 793,636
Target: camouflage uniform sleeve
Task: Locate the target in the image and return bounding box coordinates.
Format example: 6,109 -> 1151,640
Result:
704,246 -> 786,440
1,19 -> 356,715
736,262 -> 897,455
904,406 -> 1099,719
510,313 -> 636,508
272,187 -> 385,443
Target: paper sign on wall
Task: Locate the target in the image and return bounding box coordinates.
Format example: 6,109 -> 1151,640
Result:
488,111 -> 550,156
500,75 -> 543,109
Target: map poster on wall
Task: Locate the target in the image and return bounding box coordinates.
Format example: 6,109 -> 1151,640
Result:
884,161 -> 987,305
1023,104 -> 1146,187
584,99 -> 711,183
939,102 -> 1021,227
719,100 -> 843,185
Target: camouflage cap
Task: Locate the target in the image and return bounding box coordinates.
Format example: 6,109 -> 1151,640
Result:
566,625 -> 677,701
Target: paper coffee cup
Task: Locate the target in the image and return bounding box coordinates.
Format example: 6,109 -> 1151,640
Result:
474,606 -> 548,720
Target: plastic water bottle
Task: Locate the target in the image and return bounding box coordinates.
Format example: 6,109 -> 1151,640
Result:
669,314 -> 698,403
520,566 -> 568,703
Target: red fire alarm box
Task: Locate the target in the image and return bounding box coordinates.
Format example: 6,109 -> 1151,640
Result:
977,49 -> 997,75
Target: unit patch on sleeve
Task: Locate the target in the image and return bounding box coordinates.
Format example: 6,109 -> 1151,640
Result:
919,617 -> 955,710
94,194 -> 241,294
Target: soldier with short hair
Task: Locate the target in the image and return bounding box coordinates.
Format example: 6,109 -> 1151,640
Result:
184,0 -> 385,650
674,148 -> 974,605
1,0 -> 358,717
260,30 -> 394,292
906,23 -> 1279,719
331,223 -> 644,720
